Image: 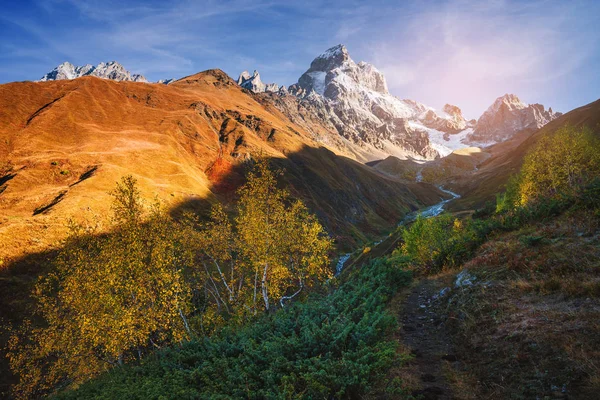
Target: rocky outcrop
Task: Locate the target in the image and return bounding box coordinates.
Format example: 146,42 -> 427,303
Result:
419,104 -> 474,135
40,61 -> 148,82
286,44 -> 438,160
237,70 -> 279,93
469,94 -> 561,143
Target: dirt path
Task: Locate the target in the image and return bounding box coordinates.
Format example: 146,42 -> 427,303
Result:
400,278 -> 456,400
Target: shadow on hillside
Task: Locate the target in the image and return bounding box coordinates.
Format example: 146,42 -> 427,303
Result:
0,144 -> 447,398
170,145 -> 446,247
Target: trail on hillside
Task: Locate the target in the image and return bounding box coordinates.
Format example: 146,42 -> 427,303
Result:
400,279 -> 456,400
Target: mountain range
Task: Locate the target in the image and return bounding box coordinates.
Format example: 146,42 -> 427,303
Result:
40,61 -> 149,83
39,46 -> 560,162
239,45 -> 561,160
1,44 -> 566,262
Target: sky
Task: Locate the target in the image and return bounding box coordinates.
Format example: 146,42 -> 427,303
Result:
1,0 -> 599,118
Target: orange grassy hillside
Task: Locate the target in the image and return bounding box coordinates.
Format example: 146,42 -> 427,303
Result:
0,70 -> 444,262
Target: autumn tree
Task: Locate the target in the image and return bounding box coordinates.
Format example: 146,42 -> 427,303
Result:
235,159 -> 332,313
8,176 -> 194,398
189,204 -> 243,319
498,125 -> 600,210
9,164 -> 333,398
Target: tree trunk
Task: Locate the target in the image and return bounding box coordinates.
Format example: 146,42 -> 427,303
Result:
253,268 -> 259,315
280,277 -> 304,308
179,308 -> 191,335
261,262 -> 269,311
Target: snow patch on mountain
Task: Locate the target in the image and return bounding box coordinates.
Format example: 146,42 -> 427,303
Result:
40,61 -> 148,82
307,71 -> 326,96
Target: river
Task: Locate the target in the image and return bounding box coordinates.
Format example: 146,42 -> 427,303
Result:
335,186 -> 460,276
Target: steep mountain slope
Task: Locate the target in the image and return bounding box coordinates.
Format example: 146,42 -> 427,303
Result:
286,45 -> 438,161
0,70 -> 446,262
448,98 -> 600,211
40,61 -> 148,82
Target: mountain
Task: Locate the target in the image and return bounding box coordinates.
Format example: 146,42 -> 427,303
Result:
237,70 -> 280,93
40,61 -> 148,83
240,45 -> 558,160
286,44 -> 439,161
158,78 -> 176,85
468,94 -> 561,143
447,97 -> 600,211
0,70 -> 447,263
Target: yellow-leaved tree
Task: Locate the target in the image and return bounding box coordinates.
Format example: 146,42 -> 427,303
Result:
235,158 -> 332,313
8,176 -> 194,399
8,162 -> 333,398
519,125 -> 600,204
497,125 -> 600,210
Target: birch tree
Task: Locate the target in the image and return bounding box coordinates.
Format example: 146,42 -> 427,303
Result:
8,176 -> 194,398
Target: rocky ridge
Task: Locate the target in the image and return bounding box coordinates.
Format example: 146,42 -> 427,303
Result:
239,45 -> 559,160
469,94 -> 561,143
40,61 -> 148,83
237,70 -> 280,93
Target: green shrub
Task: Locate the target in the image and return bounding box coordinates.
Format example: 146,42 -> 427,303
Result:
55,257 -> 412,399
398,214 -> 484,273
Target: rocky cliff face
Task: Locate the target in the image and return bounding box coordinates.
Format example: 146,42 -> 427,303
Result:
242,46 -> 559,161
237,70 -> 280,93
283,44 -> 439,160
469,94 -> 561,143
40,61 -> 148,82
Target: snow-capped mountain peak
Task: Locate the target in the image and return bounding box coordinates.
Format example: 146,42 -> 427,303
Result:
39,61 -> 148,82
488,93 -> 528,114
235,45 -> 560,161
470,93 -> 560,143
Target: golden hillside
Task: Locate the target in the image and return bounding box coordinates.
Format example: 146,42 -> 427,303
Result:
0,70 -> 444,262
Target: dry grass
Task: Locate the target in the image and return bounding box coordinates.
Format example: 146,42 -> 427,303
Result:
437,209 -> 600,398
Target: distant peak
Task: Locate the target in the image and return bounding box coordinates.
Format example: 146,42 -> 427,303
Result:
443,104 -> 463,116
307,44 -> 352,76
500,93 -> 522,102
317,44 -> 348,59
481,93 -> 528,115
236,69 -> 279,93
39,61 -> 148,83
237,71 -> 251,85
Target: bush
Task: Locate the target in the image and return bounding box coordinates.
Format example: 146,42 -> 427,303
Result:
398,214 -> 483,273
56,257 -> 412,399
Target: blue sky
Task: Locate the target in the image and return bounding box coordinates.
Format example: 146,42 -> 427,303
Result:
1,0 -> 599,117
